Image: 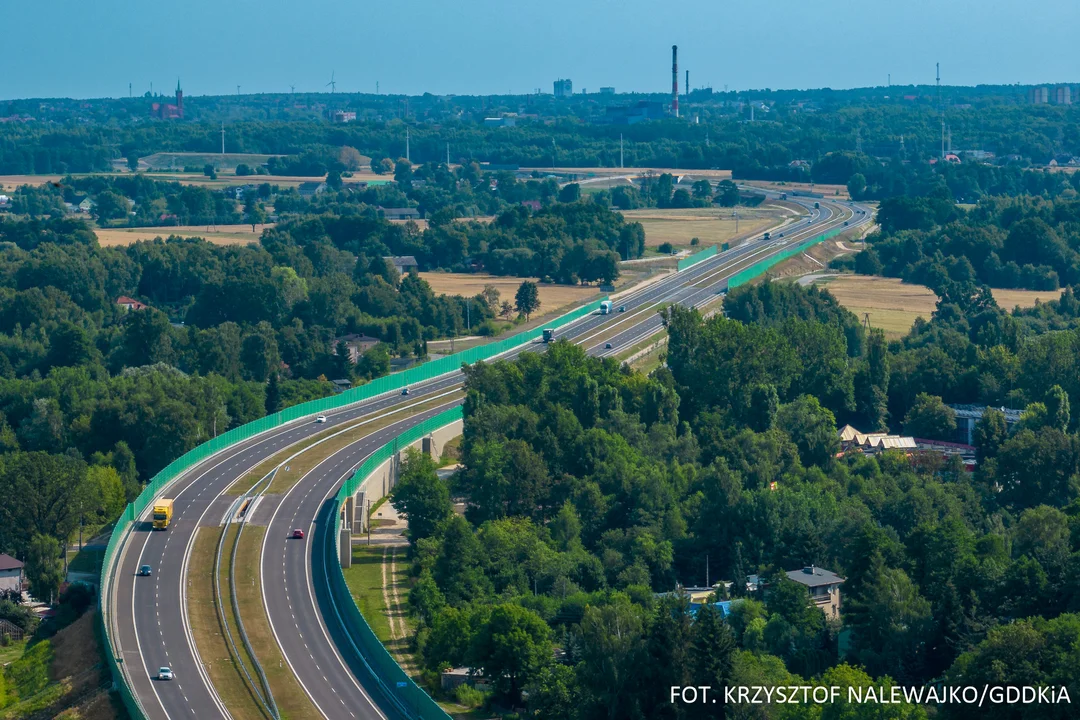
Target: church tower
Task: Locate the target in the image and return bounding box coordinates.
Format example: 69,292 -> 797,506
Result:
176,79 -> 183,119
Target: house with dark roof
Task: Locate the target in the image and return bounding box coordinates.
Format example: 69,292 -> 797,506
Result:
383,256 -> 419,279
948,404 -> 1022,445
333,334 -> 381,363
786,565 -> 844,620
0,554 -> 24,594
298,181 -> 328,197
378,207 -> 421,221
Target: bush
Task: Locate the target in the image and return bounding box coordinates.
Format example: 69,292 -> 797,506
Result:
658,242 -> 674,254
454,683 -> 489,709
235,163 -> 251,176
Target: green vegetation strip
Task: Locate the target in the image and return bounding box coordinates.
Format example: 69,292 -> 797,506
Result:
188,527 -> 269,720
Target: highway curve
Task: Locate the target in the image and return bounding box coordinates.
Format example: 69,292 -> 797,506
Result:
110,194 -> 870,720
257,196 -> 872,719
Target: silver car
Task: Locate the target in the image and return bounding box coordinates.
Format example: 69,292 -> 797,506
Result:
158,667 -> 174,681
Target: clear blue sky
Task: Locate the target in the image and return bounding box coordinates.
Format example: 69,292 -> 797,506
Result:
5,0 -> 1079,99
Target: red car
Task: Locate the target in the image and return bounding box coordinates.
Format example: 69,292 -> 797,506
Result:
291,529 -> 305,539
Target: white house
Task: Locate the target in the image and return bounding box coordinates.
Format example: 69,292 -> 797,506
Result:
0,554 -> 24,594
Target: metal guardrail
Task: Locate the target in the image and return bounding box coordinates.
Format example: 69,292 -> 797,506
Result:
97,299 -> 606,720
214,479 -> 274,719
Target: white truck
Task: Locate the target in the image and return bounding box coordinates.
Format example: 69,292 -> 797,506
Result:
600,300 -> 613,315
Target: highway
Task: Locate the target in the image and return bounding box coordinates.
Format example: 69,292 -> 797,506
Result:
109,194 -> 870,720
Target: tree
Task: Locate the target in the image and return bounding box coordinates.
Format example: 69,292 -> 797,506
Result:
902,393 -> 956,440
499,300 -> 514,320
854,248 -> 884,275
692,179 -> 713,200
715,180 -> 740,207
515,281 -> 541,320
337,146 -> 364,171
203,163 -> 217,180
847,172 -> 868,199
559,183 -> 582,203
973,408 -> 1008,462
1044,384 -> 1071,432
776,395 -> 839,467
265,372 -> 281,414
126,154 -> 140,172
689,603 -> 735,719
390,448 -> 451,545
468,603 -> 552,704
25,533 -> 64,604
235,163 -> 252,176
93,191 -> 128,223
245,200 -> 267,232
481,284 -> 501,312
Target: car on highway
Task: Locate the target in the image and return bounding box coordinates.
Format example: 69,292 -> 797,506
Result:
779,232 -> 784,237
291,529 -> 305,539
315,415 -> 326,424
605,343 -> 613,349
157,667 -> 174,681
138,565 -> 152,577
401,388 -> 410,395
619,306 -> 626,312
844,221 -> 849,226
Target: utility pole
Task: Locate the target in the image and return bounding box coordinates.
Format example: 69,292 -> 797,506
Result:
446,142 -> 450,167
552,138 -> 556,171
237,84 -> 241,96
405,126 -> 410,164
221,122 -> 225,155
129,82 -> 132,98
619,134 -> 624,169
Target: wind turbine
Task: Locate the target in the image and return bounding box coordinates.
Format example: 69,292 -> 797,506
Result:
326,71 -> 336,94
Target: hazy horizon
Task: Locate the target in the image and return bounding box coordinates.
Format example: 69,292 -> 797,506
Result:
4,0 -> 1079,101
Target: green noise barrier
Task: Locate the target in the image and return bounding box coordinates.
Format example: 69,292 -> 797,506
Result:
677,244 -> 718,272
98,298 -> 606,719
727,226 -> 847,289
328,407 -> 464,720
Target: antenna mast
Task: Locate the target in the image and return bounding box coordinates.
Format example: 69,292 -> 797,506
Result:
937,62 -> 945,159
220,122 -> 225,155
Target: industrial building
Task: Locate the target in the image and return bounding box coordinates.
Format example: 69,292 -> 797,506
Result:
553,79 -> 573,98
596,101 -> 667,125
1029,86 -> 1049,104
1056,86 -> 1072,105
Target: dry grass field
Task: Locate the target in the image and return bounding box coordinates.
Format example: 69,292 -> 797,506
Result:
0,171 -> 391,192
419,272 -> 598,310
94,224 -> 268,246
813,275 -> 1065,338
621,206 -> 786,250
991,287 -> 1066,309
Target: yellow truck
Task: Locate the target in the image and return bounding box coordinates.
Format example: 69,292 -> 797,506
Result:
152,499 -> 174,530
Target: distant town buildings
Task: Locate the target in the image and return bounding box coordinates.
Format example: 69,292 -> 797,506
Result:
1056,86 -> 1073,105
331,110 -> 357,123
483,116 -> 517,128
151,80 -> 184,120
600,87 -> 615,95
596,101 -> 667,125
553,79 -> 573,98
0,554 -> 24,595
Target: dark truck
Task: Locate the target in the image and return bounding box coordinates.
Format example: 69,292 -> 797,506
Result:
542,328 -> 555,343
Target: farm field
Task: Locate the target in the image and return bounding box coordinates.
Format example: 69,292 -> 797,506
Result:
94,224 -> 269,246
621,205 -> 788,250
0,171 -> 390,192
419,272 -> 598,311
812,275 -> 1064,338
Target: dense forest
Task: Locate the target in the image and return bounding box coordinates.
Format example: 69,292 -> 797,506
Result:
389,275 -> 1080,718
0,211 -> 534,605
842,194 -> 1080,291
